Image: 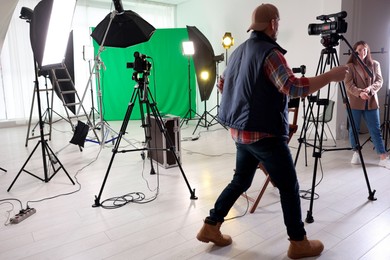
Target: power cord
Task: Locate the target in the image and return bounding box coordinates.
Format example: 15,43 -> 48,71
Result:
299,158 -> 324,200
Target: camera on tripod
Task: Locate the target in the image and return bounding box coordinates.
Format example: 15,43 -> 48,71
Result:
126,51 -> 152,81
308,11 -> 348,48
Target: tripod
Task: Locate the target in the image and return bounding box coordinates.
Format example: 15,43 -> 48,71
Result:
93,64 -> 197,207
192,99 -> 221,135
8,59 -> 75,192
361,72 -> 390,151
294,35 -> 376,223
382,85 -> 390,150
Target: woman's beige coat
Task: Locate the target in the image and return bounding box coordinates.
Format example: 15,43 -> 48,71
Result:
345,60 -> 383,110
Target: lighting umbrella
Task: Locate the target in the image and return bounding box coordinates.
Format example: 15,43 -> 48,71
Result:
187,26 -> 217,101
91,10 -> 156,48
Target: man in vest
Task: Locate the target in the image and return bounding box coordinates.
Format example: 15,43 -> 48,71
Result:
196,3 -> 348,259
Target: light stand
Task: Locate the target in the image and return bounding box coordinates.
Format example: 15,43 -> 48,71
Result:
208,54 -> 225,121
192,56 -> 228,135
204,32 -> 234,126
222,32 -> 234,66
8,57 -> 75,191
180,41 -> 201,126
8,0 -> 76,191
78,45 -> 100,128
88,12 -> 121,146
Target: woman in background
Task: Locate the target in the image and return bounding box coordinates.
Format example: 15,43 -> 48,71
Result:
345,40 -> 389,168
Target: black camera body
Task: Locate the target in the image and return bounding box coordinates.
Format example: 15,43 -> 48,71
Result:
308,11 -> 347,35
308,11 -> 348,47
127,51 -> 152,82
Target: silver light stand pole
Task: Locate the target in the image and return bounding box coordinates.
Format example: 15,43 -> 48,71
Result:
86,10 -> 134,147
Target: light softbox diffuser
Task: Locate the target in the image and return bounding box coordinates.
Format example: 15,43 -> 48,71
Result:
187,26 -> 217,101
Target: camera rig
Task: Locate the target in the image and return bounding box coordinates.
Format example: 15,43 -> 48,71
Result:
127,51 -> 152,82
308,11 -> 348,48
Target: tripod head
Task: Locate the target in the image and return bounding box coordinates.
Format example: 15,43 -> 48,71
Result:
321,33 -> 342,48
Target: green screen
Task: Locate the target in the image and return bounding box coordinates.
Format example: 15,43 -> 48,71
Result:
93,28 -> 196,120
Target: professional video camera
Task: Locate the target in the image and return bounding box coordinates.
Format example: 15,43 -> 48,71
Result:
308,11 -> 348,35
308,11 -> 348,48
127,51 -> 152,81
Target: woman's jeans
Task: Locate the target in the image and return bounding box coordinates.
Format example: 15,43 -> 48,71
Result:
209,137 -> 306,240
349,108 -> 385,154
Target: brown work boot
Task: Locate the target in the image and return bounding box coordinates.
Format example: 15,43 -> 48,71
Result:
196,218 -> 232,246
287,236 -> 324,259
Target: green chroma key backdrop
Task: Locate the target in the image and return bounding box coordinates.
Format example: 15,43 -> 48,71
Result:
92,28 -> 196,120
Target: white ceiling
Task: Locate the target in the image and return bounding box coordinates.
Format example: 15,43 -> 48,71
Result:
140,0 -> 188,4
78,0 -> 189,6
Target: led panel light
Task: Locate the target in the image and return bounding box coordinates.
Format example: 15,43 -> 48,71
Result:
182,41 -> 195,56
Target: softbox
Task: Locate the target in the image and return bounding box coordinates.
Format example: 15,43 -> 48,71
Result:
187,26 -> 217,101
91,10 -> 155,48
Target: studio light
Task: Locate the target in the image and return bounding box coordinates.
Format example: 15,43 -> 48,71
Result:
181,40 -> 198,121
200,71 -> 209,81
186,26 -> 217,102
8,0 -> 77,191
19,7 -> 33,22
182,41 -> 195,55
186,26 -> 227,134
222,32 -> 234,65
222,32 -> 234,49
30,0 -> 76,70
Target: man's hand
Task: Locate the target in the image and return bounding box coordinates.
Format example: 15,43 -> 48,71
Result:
218,76 -> 224,93
329,65 -> 349,82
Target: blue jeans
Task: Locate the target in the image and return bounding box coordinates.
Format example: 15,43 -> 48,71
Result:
348,108 -> 385,154
209,137 -> 306,240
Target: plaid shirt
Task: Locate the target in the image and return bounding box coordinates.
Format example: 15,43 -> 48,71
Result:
230,49 -> 310,144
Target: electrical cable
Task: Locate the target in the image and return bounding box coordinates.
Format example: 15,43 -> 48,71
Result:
225,191 -> 250,221
26,145 -> 103,209
0,198 -> 23,225
299,158 -> 324,200
0,201 -> 15,225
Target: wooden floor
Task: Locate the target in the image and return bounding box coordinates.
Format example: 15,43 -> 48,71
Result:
0,118 -> 390,260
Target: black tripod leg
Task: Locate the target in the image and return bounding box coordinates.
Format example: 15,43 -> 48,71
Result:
305,154 -> 321,223
340,81 -> 376,201
147,90 -> 197,200
93,89 -> 138,207
43,140 -> 75,184
8,141 -> 43,191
